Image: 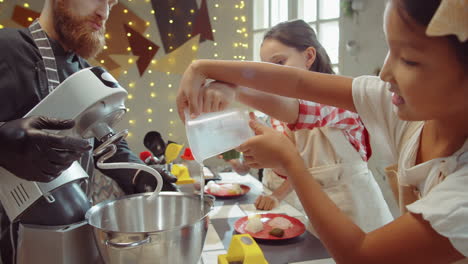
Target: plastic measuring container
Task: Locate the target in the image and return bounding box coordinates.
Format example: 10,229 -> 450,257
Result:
185,108 -> 255,163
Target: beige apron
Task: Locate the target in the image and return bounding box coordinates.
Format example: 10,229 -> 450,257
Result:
263,127 -> 393,233
385,121 -> 468,263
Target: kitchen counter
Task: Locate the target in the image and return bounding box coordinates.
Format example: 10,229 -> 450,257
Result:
199,172 -> 335,264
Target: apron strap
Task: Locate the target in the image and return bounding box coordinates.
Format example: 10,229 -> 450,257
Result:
28,20 -> 60,93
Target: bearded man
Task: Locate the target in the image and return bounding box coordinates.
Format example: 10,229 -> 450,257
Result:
0,1 -> 166,262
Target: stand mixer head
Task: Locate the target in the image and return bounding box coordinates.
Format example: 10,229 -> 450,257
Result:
0,66 -> 129,221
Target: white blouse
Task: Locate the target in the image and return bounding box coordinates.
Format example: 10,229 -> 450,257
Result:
352,75 -> 468,257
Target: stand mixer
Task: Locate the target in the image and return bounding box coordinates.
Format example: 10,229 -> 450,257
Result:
0,67 -> 162,264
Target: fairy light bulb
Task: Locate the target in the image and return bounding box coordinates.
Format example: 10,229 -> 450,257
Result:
23,3 -> 29,8
169,108 -> 174,112
150,92 -> 157,98
146,108 -> 153,114
128,58 -> 134,64
150,82 -> 155,87
129,120 -> 135,125
148,118 -> 153,123
123,9 -> 128,13
127,94 -> 133,99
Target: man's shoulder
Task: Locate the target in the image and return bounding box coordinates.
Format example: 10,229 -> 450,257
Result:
0,28 -> 37,59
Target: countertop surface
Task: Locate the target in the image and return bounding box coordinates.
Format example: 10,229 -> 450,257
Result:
198,172 -> 335,264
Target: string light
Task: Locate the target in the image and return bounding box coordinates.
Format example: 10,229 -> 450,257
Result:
128,82 -> 135,88
23,3 -> 29,8
151,10 -> 155,14
123,9 -> 128,13
169,133 -> 173,137
128,58 -> 134,64
168,84 -> 172,88
27,17 -> 33,22
127,132 -> 133,138
169,108 -> 174,112
150,92 -> 157,98
103,45 -> 108,50
127,94 -> 133,99
0,25 -> 3,29
129,120 -> 135,125
100,59 -> 105,64
150,82 -> 155,86
146,108 -> 153,114
170,121 -> 175,125
148,118 -> 153,123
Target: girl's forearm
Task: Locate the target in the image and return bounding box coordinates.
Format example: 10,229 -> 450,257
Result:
236,87 -> 299,124
193,59 -> 356,112
271,178 -> 294,201
283,158 -> 366,263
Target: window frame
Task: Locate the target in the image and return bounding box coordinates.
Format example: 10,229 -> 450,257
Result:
252,0 -> 340,73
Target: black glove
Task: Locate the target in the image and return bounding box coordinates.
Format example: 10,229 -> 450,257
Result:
0,116 -> 92,182
134,166 -> 179,192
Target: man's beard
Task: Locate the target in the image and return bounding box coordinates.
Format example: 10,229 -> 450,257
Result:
53,0 -> 106,59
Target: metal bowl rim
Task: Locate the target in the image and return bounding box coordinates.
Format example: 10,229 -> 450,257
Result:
85,192 -> 214,233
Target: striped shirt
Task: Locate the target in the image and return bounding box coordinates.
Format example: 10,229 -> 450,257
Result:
270,99 -> 371,161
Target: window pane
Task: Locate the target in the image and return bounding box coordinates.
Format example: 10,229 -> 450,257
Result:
253,31 -> 265,62
254,0 -> 269,29
298,0 -> 317,22
318,21 -> 339,64
271,0 -> 288,26
332,65 -> 340,75
319,0 -> 340,20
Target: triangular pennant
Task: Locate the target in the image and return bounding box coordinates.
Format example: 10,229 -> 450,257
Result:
151,35 -> 200,75
124,24 -> 159,76
191,0 -> 214,43
150,0 -> 198,54
11,5 -> 40,27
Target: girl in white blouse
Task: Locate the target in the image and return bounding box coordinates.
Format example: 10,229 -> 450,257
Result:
176,0 -> 468,262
